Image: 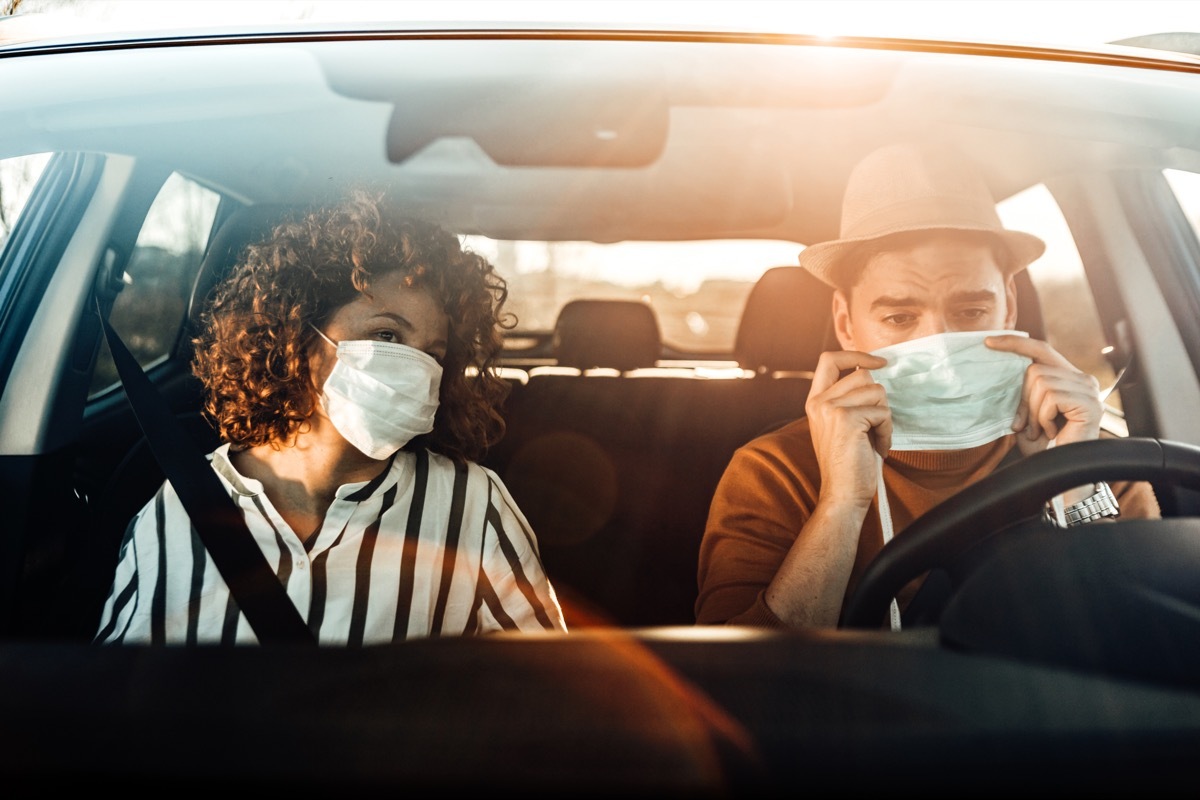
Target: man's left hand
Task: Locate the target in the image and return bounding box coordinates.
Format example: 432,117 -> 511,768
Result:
985,334 -> 1102,456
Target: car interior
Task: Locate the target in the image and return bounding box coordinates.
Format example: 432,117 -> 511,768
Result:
36,199 -> 1056,638
4,27 -> 1200,792
1,36 -> 1196,638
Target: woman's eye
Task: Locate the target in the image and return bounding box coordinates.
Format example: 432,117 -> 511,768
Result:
375,330 -> 398,342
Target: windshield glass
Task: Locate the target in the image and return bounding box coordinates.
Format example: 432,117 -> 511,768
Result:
464,237 -> 800,352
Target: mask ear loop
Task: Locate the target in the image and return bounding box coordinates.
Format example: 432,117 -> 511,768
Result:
310,323 -> 338,349
875,453 -> 903,632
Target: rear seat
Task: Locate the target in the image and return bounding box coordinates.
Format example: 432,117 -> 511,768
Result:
486,278 -> 832,628
487,300 -> 679,626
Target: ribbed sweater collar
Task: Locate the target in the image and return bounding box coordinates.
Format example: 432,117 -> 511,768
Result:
885,435 -> 1015,473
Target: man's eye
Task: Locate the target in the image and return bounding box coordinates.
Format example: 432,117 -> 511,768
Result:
883,313 -> 916,326
957,308 -> 988,320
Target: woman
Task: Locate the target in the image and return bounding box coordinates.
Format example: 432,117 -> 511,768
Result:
96,190 -> 566,645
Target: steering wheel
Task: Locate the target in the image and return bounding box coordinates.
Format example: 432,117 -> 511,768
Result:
839,437 -> 1200,630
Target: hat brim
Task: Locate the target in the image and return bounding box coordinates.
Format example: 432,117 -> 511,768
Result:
799,225 -> 1047,288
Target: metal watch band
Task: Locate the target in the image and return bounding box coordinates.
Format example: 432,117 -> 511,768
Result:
1062,481 -> 1120,526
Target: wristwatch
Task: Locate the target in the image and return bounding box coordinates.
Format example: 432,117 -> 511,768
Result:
1055,481 -> 1121,527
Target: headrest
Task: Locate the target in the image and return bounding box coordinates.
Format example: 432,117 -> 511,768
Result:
184,204 -> 301,329
735,267 -> 835,373
553,299 -> 660,370
1012,269 -> 1044,341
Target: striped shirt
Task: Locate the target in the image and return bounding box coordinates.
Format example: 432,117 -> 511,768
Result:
96,444 -> 567,645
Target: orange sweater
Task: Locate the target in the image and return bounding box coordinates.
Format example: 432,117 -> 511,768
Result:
695,417 -> 1161,628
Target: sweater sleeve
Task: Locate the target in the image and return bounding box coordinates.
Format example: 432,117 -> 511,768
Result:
695,428 -> 820,627
1110,478 -> 1161,520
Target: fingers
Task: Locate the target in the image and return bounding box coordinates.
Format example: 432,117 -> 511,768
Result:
871,411 -> 893,458
985,334 -> 1073,369
805,376 -> 890,430
988,336 -> 1100,442
811,350 -> 887,396
1012,361 -> 1102,444
1011,398 -> 1029,437
805,352 -> 889,423
806,350 -> 893,503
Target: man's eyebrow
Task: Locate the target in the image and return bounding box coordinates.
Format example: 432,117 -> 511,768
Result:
868,289 -> 998,311
947,289 -> 998,304
869,294 -> 921,311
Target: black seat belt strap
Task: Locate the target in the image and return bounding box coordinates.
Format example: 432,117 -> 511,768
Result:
98,304 -> 316,645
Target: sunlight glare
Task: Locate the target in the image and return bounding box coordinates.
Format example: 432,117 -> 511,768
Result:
7,0 -> 1200,50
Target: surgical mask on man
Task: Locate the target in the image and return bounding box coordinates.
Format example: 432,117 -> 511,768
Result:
869,329 -> 1033,451
311,325 -> 442,460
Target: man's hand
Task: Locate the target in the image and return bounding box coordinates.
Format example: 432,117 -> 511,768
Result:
763,349 -> 892,628
985,334 -> 1103,457
805,350 -> 892,509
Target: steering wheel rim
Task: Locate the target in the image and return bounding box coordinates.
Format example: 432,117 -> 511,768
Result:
839,437 -> 1200,630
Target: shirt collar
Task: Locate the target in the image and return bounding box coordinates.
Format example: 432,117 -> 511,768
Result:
211,442 -> 408,502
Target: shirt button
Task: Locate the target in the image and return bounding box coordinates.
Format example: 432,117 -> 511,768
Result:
295,561 -> 307,571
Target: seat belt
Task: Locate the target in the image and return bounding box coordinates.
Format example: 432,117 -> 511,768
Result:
98,303 -> 316,645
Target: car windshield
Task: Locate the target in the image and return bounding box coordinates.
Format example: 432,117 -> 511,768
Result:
4,4 -> 1200,792
467,236 -> 801,354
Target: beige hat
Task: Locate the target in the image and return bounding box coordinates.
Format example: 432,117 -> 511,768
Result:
799,142 -> 1046,287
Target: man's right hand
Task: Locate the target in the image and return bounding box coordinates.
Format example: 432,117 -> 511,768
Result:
763,349 -> 893,628
805,350 -> 893,510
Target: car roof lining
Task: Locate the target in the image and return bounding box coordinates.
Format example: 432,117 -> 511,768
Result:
1,37 -> 1197,246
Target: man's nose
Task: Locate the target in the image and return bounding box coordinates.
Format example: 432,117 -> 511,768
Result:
916,317 -> 949,338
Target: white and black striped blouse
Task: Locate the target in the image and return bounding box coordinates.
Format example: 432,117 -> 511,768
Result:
95,444 -> 567,645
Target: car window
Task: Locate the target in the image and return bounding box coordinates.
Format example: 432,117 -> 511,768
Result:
997,183 -> 1124,423
465,237 -> 800,355
1165,168 -> 1200,240
88,172 -> 220,396
0,152 -> 52,249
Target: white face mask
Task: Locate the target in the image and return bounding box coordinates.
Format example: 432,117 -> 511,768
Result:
869,329 -> 1033,451
312,326 -> 443,460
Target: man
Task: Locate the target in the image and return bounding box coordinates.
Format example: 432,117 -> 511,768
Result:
694,141 -> 1159,630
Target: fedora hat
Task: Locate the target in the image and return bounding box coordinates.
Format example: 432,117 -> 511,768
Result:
799,141 -> 1046,287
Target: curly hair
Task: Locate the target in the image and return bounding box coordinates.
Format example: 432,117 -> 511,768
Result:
192,189 -> 513,463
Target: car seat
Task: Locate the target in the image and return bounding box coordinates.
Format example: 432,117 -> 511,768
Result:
82,204 -> 302,632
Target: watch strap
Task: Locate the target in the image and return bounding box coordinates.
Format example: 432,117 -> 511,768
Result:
1062,481 -> 1120,526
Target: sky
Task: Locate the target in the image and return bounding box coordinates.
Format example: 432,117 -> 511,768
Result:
4,0 -> 1200,49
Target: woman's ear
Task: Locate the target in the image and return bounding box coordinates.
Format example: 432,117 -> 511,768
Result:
306,330 -> 334,394
832,290 -> 854,350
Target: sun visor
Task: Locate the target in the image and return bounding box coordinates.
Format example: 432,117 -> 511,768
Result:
385,153 -> 791,240
385,82 -> 669,168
